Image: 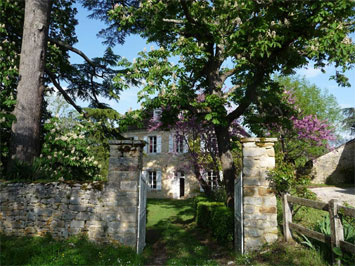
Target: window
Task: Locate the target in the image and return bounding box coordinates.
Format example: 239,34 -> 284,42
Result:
148,171 -> 157,189
149,136 -> 157,153
144,170 -> 162,190
207,170 -> 218,190
169,134 -> 187,153
144,135 -> 161,153
153,108 -> 162,120
175,135 -> 184,153
201,137 -> 217,153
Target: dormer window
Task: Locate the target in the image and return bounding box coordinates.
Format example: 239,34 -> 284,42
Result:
153,108 -> 162,120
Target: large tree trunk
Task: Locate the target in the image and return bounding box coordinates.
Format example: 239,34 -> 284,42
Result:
215,125 -> 236,208
10,0 -> 51,163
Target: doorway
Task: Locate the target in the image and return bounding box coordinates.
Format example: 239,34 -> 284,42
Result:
179,178 -> 185,198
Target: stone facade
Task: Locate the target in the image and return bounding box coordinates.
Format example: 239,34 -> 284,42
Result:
311,139 -> 355,184
123,130 -> 202,199
241,138 -> 278,252
0,140 -> 145,250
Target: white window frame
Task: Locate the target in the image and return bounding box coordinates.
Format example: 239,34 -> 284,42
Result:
148,170 -> 157,189
207,170 -> 219,190
148,136 -> 157,153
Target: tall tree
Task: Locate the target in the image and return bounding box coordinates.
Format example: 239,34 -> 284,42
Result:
10,0 -> 52,163
2,1 -> 125,168
102,0 -> 355,206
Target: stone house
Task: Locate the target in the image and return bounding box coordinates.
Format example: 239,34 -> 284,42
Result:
122,111 -> 223,199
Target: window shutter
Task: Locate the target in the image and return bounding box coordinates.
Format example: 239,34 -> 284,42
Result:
168,134 -> 173,152
183,138 -> 188,153
142,170 -> 148,182
200,184 -> 204,192
143,136 -> 148,153
157,135 -> 162,153
200,139 -> 206,152
219,170 -> 223,181
157,171 -> 162,190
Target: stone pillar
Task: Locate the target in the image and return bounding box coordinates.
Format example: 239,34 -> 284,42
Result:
241,138 -> 278,252
107,139 -> 145,248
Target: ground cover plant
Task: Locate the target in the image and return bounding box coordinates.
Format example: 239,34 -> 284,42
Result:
0,233 -> 143,265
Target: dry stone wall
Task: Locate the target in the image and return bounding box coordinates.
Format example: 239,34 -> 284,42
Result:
241,138 -> 278,252
311,139 -> 354,184
0,140 -> 145,250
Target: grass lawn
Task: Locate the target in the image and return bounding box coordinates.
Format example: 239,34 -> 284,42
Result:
0,233 -> 142,265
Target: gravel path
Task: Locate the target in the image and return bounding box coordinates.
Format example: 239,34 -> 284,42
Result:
309,187 -> 355,207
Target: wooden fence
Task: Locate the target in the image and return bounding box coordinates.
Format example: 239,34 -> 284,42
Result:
282,194 -> 355,261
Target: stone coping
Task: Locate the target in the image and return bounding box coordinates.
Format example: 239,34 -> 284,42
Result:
109,139 -> 146,146
240,137 -> 277,143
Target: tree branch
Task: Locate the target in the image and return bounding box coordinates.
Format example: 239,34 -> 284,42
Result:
227,70 -> 264,123
48,38 -> 98,68
220,68 -> 237,84
163,18 -> 184,24
45,67 -> 84,114
223,84 -> 240,99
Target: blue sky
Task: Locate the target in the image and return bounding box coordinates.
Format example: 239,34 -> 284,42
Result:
70,5 -> 355,114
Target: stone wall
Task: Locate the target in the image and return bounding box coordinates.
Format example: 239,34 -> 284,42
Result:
311,139 -> 355,184
241,138 -> 278,252
0,140 -> 145,250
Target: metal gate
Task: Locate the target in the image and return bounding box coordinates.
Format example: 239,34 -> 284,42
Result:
234,172 -> 243,253
137,172 -> 148,253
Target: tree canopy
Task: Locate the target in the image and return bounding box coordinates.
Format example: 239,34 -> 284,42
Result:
103,0 -> 355,205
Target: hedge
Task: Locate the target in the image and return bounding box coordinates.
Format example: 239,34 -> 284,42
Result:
194,197 -> 233,243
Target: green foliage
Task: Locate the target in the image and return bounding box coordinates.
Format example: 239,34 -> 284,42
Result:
195,199 -> 233,243
342,107 -> 355,136
267,160 -> 296,196
38,116 -> 103,181
0,233 -> 143,266
211,206 -> 234,243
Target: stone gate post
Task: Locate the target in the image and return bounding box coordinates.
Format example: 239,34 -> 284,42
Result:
107,139 -> 145,248
241,138 -> 278,252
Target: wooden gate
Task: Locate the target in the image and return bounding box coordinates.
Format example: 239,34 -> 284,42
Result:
137,172 -> 148,253
234,172 -> 243,253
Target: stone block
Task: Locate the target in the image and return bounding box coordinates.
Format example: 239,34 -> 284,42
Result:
243,196 -> 262,205
243,205 -> 256,214
259,157 -> 275,169
266,148 -> 275,157
258,187 -> 273,196
262,196 -> 276,206
244,227 -> 262,237
243,187 -> 256,197
259,206 -> 277,214
70,220 -> 84,229
244,237 -> 263,252
264,233 -> 278,244
119,212 -> 137,222
243,148 -> 266,157
120,181 -> 138,192
243,177 -> 269,186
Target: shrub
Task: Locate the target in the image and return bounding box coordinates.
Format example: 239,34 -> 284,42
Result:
211,206 -> 233,242
195,198 -> 233,243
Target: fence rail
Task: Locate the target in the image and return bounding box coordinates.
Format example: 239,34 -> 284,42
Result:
282,193 -> 355,263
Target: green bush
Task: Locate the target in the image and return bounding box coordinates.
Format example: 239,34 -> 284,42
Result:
195,198 -> 233,243
211,206 -> 233,242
